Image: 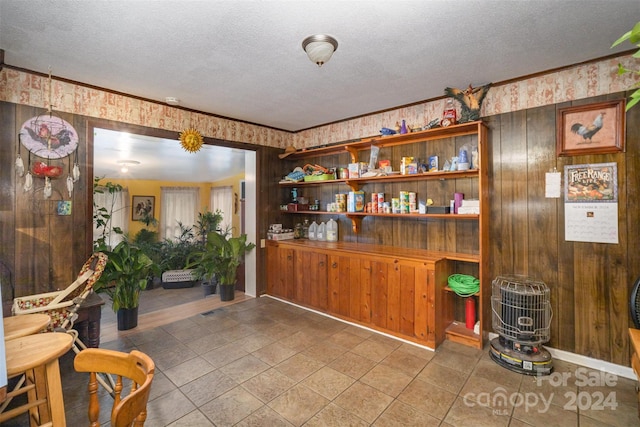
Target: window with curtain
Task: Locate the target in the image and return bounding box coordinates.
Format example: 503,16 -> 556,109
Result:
93,186 -> 129,249
210,186 -> 233,233
160,187 -> 200,240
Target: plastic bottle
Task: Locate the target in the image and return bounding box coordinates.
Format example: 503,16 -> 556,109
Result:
317,221 -> 326,241
302,219 -> 310,239
309,221 -> 318,240
326,218 -> 338,242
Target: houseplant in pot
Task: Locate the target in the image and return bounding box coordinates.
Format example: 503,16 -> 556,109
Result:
190,231 -> 255,301
94,238 -> 154,330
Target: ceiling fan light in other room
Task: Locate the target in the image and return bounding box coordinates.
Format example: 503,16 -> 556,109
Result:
302,34 -> 338,67
117,159 -> 140,173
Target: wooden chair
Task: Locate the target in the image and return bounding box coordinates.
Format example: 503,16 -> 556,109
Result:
74,348 -> 155,427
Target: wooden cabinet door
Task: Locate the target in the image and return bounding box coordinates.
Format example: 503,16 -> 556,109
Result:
295,249 -> 328,309
328,254 -> 350,316
268,244 -> 294,300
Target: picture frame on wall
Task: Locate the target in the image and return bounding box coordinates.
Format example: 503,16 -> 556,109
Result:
556,99 -> 625,156
132,195 -> 155,221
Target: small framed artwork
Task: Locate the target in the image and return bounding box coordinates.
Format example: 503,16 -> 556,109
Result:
556,99 -> 625,156
132,196 -> 155,221
57,201 -> 72,216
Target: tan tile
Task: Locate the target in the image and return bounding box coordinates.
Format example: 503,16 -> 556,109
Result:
397,378 -> 457,420
163,356 -> 215,387
305,403 -> 369,427
219,354 -> 270,383
201,341 -> 249,368
145,388 -> 197,426
430,349 -> 479,375
326,329 -> 368,349
279,330 -> 322,351
511,397 -> 577,426
518,372 -> 577,410
275,353 -> 325,382
268,384 -> 329,426
179,369 -> 238,407
373,400 -> 440,426
350,338 -> 397,363
416,360 -> 469,394
242,368 -> 297,403
199,386 -> 264,426
578,413 -> 624,426
235,404 -> 295,426
216,323 -> 257,342
438,339 -> 484,359
342,324 -> 375,339
360,363 -> 413,397
380,346 -> 430,377
166,410 -> 215,426
261,322 -> 299,341
443,396 -> 510,427
235,332 -> 276,353
471,357 -> 523,389
302,342 -> 348,364
184,332 -> 229,355
329,351 -> 377,379
151,343 -> 198,371
333,381 -> 394,424
396,342 -> 435,361
252,342 -> 298,366
459,375 -> 520,412
578,399 -> 638,426
302,366 -> 356,400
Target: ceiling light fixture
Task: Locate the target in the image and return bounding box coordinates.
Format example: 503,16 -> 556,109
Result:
117,159 -> 140,173
165,97 -> 180,106
302,34 -> 338,67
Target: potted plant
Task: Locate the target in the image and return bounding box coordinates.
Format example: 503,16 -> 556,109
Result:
94,238 -> 154,330
189,231 -> 255,301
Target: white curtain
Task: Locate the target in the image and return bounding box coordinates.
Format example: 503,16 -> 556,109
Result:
160,187 -> 199,240
210,186 -> 233,233
93,186 -> 129,249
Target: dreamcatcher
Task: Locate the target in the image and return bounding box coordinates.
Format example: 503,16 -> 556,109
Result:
16,69 -> 80,199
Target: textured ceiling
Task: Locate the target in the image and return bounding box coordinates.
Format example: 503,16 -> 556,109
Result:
2,1 -> 638,132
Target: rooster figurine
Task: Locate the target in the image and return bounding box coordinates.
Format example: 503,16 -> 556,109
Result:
570,112 -> 605,143
444,83 -> 491,123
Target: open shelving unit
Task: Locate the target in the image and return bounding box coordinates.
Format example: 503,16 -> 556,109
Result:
274,120 -> 489,349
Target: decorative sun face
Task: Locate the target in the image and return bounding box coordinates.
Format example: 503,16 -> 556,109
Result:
179,128 -> 204,153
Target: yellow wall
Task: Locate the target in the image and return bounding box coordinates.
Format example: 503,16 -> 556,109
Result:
97,178 -> 211,238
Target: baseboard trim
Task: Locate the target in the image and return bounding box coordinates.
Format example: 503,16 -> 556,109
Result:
487,332 -> 635,380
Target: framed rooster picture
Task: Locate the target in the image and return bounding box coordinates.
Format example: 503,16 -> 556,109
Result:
556,99 -> 625,156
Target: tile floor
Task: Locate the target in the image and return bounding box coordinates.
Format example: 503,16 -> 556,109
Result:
7,286 -> 640,426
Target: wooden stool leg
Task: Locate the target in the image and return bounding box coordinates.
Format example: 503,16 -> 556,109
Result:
45,359 -> 66,426
28,368 -> 47,427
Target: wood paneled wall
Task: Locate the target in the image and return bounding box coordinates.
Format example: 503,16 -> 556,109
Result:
1,92 -> 639,366
274,93 -> 639,365
0,104 -> 277,305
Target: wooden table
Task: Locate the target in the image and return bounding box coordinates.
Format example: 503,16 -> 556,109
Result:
3,314 -> 50,341
1,332 -> 73,426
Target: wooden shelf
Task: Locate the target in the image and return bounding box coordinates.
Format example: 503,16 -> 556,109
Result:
282,210 -> 478,220
445,321 -> 482,349
283,121 -> 484,161
444,286 -> 481,296
279,169 -> 479,190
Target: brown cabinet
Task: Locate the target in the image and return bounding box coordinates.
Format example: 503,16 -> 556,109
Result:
267,240 -> 448,349
273,121 -> 489,349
